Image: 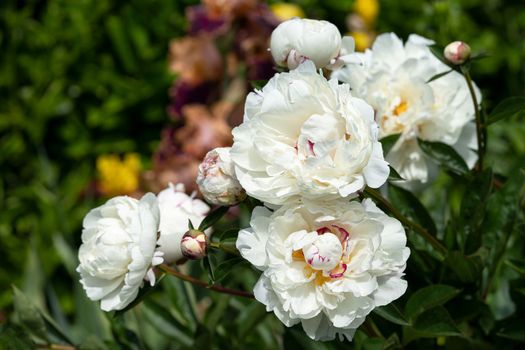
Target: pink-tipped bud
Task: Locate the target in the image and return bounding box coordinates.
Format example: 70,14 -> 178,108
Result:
196,147 -> 246,206
180,229 -> 209,260
443,41 -> 471,65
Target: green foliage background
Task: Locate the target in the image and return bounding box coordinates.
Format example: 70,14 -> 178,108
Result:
0,0 -> 524,349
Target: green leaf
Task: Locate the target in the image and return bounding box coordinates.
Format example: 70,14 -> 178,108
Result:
204,294 -> 230,332
388,165 -> 404,181
214,257 -> 247,283
460,168 -> 493,254
404,306 -> 461,344
380,133 -> 401,155
12,286 -> 48,341
218,227 -> 241,240
505,258 -> 525,275
236,302 -> 268,340
199,206 -> 229,231
487,97 -> 525,125
0,324 -> 35,349
495,319 -> 525,342
404,285 -> 460,320
418,139 -> 470,177
188,219 -> 194,230
373,303 -> 411,326
388,184 -> 437,235
250,80 -> 268,90
141,301 -> 194,346
202,256 -> 216,283
444,251 -> 483,283
78,335 -> 108,350
426,69 -> 453,83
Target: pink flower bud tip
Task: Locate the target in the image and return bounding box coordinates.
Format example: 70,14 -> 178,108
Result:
180,229 -> 209,260
444,41 -> 471,65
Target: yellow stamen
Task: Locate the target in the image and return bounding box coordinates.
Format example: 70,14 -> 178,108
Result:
292,250 -> 305,261
393,101 -> 408,116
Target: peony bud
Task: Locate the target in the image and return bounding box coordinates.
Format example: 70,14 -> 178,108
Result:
196,147 -> 246,206
443,41 -> 471,65
181,229 -> 209,260
270,18 -> 342,70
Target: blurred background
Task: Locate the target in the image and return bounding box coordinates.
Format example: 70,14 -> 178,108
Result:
1,0 -> 524,348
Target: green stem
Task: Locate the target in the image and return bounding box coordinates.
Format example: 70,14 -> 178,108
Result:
209,241 -> 240,256
364,188 -> 447,257
461,67 -> 484,171
159,264 -> 254,299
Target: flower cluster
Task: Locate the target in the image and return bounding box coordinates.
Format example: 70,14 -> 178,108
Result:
77,183 -> 209,311
78,13 -> 480,344
203,18 -> 412,341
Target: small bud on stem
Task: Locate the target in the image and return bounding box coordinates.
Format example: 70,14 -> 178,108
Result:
180,229 -> 209,260
444,41 -> 471,65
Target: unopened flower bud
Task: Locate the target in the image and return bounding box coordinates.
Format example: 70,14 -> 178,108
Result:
443,41 -> 471,65
181,229 -> 209,260
197,147 -> 246,206
270,18 -> 342,70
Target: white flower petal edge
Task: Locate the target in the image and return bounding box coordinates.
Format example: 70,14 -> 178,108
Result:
237,199 -> 410,341
77,193 -> 162,311
333,32 -> 481,184
156,183 -> 210,264
231,61 -> 389,205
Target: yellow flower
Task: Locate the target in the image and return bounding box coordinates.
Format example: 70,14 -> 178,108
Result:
354,0 -> 379,26
96,153 -> 141,196
349,31 -> 374,52
271,2 -> 305,21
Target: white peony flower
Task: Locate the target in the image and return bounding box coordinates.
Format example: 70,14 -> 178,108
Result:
230,61 -> 389,205
196,147 -> 246,206
156,183 -> 210,264
270,18 -> 356,70
237,199 -> 410,341
332,33 -> 480,184
77,193 -> 163,311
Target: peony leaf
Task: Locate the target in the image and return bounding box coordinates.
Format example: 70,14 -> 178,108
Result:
426,69 -> 453,83
214,257 -> 247,283
388,165 -> 404,181
418,139 -> 470,177
140,300 -> 194,346
250,80 -> 268,90
495,319 -> 525,342
403,306 -> 461,344
236,301 -> 268,340
12,286 -> 48,342
459,168 -> 493,254
373,303 -> 411,326
444,251 -> 483,283
218,227 -> 241,240
388,184 -> 437,235
0,325 -> 35,349
202,255 -> 216,283
199,206 -> 229,231
486,97 -> 525,125
404,285 -> 460,320
380,133 -> 401,155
